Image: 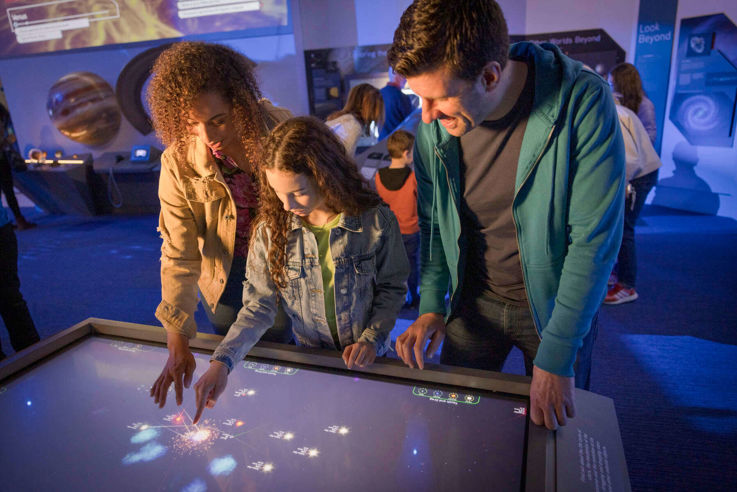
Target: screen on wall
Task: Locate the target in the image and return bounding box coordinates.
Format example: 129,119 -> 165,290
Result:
0,0 -> 289,58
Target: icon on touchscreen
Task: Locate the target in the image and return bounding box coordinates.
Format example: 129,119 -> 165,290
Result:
514,407 -> 527,415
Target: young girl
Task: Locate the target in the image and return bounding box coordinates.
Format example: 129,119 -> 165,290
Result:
192,116 -> 409,423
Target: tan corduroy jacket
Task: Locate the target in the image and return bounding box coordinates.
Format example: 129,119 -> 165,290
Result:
155,100 -> 291,338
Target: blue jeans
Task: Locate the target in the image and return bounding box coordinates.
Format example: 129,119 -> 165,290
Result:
617,169 -> 659,288
402,232 -> 419,304
202,255 -> 293,342
442,288 -> 598,390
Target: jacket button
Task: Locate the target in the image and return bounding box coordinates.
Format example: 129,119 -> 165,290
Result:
340,288 -> 348,294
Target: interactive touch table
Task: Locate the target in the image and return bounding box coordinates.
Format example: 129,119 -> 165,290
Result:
0,319 -> 630,491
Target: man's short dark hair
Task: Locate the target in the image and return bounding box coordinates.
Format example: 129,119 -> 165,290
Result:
388,0 -> 509,81
386,130 -> 415,159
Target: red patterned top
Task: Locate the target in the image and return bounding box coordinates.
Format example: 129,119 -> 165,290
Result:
212,150 -> 258,258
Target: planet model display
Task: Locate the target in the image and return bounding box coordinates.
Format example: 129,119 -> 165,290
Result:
47,72 -> 121,146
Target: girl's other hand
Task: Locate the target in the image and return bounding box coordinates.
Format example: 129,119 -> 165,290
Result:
342,342 -> 376,369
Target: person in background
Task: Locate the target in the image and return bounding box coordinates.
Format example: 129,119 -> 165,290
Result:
326,83 -> 384,157
379,67 -> 415,140
0,104 -> 36,230
374,130 -> 420,308
389,0 -> 624,430
191,116 -> 409,423
608,63 -> 657,144
147,42 -> 292,410
605,100 -> 661,305
0,204 -> 40,360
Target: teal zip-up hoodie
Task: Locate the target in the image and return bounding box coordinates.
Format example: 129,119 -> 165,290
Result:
414,42 -> 625,377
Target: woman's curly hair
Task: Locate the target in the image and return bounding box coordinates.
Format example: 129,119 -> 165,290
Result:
259,116 -> 383,288
146,41 -> 265,166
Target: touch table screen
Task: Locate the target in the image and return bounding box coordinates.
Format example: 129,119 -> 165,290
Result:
0,337 -> 528,491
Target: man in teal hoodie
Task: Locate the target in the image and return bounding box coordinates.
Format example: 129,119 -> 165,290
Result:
389,0 -> 625,430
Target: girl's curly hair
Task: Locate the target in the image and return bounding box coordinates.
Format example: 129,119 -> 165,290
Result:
146,41 -> 265,166
259,116 -> 383,288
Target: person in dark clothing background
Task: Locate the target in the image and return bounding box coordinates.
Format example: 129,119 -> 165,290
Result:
0,203 -> 40,360
1,104 -> 35,230
378,67 -> 415,140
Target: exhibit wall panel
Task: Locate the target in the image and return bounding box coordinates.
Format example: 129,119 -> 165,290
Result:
525,0 -> 639,59
0,33 -> 302,160
656,0 -> 737,218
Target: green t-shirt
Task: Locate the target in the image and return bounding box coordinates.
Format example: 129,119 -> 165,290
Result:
304,214 -> 342,349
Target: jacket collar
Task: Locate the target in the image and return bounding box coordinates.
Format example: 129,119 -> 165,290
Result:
289,212 -> 362,232
186,136 -> 222,179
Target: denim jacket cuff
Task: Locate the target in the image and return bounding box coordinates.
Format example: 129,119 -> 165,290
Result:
210,353 -> 234,374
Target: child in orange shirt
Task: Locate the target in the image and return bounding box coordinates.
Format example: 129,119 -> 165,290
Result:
375,130 -> 419,307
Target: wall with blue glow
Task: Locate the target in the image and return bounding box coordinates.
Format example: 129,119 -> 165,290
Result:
655,1 -> 737,219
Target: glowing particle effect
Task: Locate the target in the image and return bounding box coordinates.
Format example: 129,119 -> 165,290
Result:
131,428 -> 160,444
189,430 -> 211,443
235,420 -> 244,427
181,478 -> 207,492
308,448 -> 319,458
174,425 -> 219,454
247,390 -> 255,396
122,442 -> 167,465
26,400 -> 32,406
262,463 -> 274,472
284,432 -> 294,440
209,455 -> 237,476
338,427 -> 349,435
413,449 -> 418,456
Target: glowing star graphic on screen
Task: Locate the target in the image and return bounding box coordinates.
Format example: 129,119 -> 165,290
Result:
294,447 -> 320,457
209,455 -> 237,476
247,461 -> 275,473
173,424 -> 220,454
324,425 -> 350,435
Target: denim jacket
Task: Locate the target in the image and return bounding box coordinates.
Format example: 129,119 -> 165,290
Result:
212,204 -> 409,372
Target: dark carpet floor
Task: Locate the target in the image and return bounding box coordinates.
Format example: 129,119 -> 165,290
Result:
2,204 -> 736,490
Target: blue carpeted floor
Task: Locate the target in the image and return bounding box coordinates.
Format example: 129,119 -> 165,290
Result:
2,203 -> 736,490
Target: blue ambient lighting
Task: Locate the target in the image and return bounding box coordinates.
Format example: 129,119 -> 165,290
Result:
180,478 -> 207,492
122,442 -> 167,465
131,428 -> 160,444
209,455 -> 237,476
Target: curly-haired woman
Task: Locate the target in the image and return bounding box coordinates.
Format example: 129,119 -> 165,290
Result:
326,83 -> 384,156
148,42 -> 292,409
191,116 -> 409,423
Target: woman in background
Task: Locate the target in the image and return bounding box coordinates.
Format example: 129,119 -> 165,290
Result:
608,62 -> 657,144
326,83 -> 384,156
605,65 -> 662,305
147,41 -> 292,410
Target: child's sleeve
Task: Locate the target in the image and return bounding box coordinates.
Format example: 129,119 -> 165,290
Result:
357,207 -> 409,355
211,225 -> 281,372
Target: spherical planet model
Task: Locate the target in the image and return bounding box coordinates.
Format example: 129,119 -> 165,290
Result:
47,72 -> 121,146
